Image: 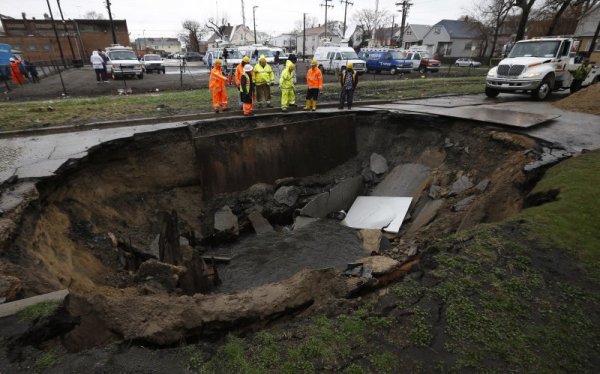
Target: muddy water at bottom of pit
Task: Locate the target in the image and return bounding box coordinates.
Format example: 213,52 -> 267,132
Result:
206,219 -> 364,293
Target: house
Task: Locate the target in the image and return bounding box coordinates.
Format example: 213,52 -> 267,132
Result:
133,37 -> 181,55
268,33 -> 297,52
296,24 -> 343,56
0,14 -> 130,62
206,23 -> 257,47
575,3 -> 600,62
421,19 -> 486,59
371,27 -> 399,47
400,24 -> 431,49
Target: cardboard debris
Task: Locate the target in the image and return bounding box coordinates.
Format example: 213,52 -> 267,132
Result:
341,196 -> 412,233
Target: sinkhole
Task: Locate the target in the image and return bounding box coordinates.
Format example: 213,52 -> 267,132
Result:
1,110 -> 548,350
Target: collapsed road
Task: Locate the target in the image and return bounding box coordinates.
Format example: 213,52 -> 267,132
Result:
0,93 -> 599,371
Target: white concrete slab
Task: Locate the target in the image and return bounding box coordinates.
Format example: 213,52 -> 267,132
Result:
0,289 -> 69,318
342,196 -> 412,233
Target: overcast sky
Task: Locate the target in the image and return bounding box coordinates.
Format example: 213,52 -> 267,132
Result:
5,0 -> 476,39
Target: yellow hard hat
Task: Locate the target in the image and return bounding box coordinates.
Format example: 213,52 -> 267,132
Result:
346,62 -> 353,69
259,54 -> 266,62
287,62 -> 295,70
311,59 -> 317,66
214,59 -> 222,66
242,56 -> 250,63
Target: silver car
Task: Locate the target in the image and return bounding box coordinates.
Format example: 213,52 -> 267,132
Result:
455,58 -> 482,67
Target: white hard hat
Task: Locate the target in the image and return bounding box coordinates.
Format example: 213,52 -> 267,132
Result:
9,57 -> 15,62
244,64 -> 253,72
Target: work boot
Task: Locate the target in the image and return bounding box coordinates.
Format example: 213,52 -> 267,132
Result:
266,102 -> 273,108
303,100 -> 311,111
282,108 -> 287,112
215,109 -> 219,113
311,100 -> 317,111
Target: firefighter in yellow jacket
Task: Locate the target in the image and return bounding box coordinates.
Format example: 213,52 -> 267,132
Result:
279,61 -> 295,112
253,55 -> 275,108
304,59 -> 323,111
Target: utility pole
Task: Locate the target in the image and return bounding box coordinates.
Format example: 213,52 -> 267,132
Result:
320,0 -> 334,40
395,0 -> 412,49
105,0 -> 118,45
241,0 -> 247,45
303,13 -> 307,60
45,0 -> 66,68
56,0 -> 75,63
390,16 -> 394,47
253,6 -> 258,44
340,0 -> 353,37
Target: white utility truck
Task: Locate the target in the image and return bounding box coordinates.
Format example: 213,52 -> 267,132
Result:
485,36 -> 599,100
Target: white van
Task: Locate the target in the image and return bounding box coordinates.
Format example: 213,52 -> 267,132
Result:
237,44 -> 275,64
204,47 -> 243,73
105,44 -> 143,79
313,45 -> 366,74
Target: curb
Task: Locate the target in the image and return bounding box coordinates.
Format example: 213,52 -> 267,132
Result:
0,99 -> 394,139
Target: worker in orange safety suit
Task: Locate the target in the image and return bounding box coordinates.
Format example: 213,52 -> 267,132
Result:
235,56 -> 251,109
209,59 -> 228,113
240,64 -> 255,116
9,57 -> 25,85
304,59 -> 323,111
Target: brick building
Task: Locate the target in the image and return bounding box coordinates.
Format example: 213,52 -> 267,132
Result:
0,14 -> 130,63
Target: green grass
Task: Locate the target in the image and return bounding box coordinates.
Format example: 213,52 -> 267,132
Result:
0,77 -> 486,132
16,300 -> 61,323
519,150 -> 600,278
34,351 -> 60,373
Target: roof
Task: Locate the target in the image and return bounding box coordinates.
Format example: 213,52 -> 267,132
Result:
406,24 -> 431,40
433,19 -> 482,39
304,26 -> 326,37
207,25 -> 234,42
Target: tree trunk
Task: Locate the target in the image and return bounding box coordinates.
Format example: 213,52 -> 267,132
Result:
515,0 -> 536,41
589,19 -> 600,56
546,0 -> 573,36
489,29 -> 500,64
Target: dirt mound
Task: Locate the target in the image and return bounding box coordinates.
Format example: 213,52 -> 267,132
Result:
552,83 -> 600,115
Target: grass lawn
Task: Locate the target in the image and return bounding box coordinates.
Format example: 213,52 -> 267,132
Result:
0,77 -> 485,132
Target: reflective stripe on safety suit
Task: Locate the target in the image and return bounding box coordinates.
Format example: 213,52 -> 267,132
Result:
279,67 -> 295,110
254,63 -> 274,105
306,67 -> 323,90
209,66 -> 228,110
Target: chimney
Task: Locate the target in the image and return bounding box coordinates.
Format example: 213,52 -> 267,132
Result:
21,12 -> 27,20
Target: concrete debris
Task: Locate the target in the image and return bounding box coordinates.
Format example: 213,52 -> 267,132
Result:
450,174 -> 474,195
475,179 -> 490,192
344,256 -> 418,297
293,216 -> 319,231
361,168 -> 376,183
409,199 -> 444,233
274,186 -> 300,207
246,183 -> 274,199
428,184 -> 444,199
444,137 -> 454,148
214,205 -> 239,236
524,148 -> 572,172
107,232 -> 118,248
452,195 -> 476,212
342,196 -> 412,233
0,218 -> 16,246
358,229 -> 383,255
371,163 -> 431,198
0,275 -> 22,302
369,153 -> 388,174
147,235 -> 160,258
134,259 -> 186,292
406,245 -> 418,257
300,176 -> 363,218
248,211 -> 275,234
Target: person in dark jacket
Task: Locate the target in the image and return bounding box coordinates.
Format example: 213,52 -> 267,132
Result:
240,64 -> 255,116
338,63 -> 358,109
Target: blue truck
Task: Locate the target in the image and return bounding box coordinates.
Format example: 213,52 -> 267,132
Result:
0,43 -> 12,82
358,48 -> 413,75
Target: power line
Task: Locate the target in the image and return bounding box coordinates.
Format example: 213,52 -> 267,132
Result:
320,0 -> 334,39
340,0 -> 354,37
395,0 -> 413,49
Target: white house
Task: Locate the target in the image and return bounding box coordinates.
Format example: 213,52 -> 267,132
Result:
575,4 -> 600,61
421,19 -> 486,58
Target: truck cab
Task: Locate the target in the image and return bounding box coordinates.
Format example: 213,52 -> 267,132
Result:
485,37 -> 583,100
359,48 -> 412,75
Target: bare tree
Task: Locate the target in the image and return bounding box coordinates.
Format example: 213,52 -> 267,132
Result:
543,0 -> 600,35
204,16 -> 230,40
352,8 -> 392,44
293,16 -> 320,33
474,0 -> 517,61
83,11 -> 105,20
515,0 -> 537,40
180,20 -> 206,52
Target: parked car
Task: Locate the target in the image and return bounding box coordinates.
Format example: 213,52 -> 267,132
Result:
404,49 -> 441,73
105,45 -> 143,79
141,54 -> 165,74
455,58 -> 482,67
183,52 -> 203,61
358,48 -> 412,75
314,45 -> 366,74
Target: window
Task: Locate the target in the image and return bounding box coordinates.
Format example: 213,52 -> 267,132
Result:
434,27 -> 441,34
464,42 -> 473,50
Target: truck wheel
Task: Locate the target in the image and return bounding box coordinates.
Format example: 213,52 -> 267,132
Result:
485,86 -> 500,98
531,76 -> 552,101
390,67 -> 397,75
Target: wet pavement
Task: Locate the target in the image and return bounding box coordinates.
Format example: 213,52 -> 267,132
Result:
0,94 -> 598,185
